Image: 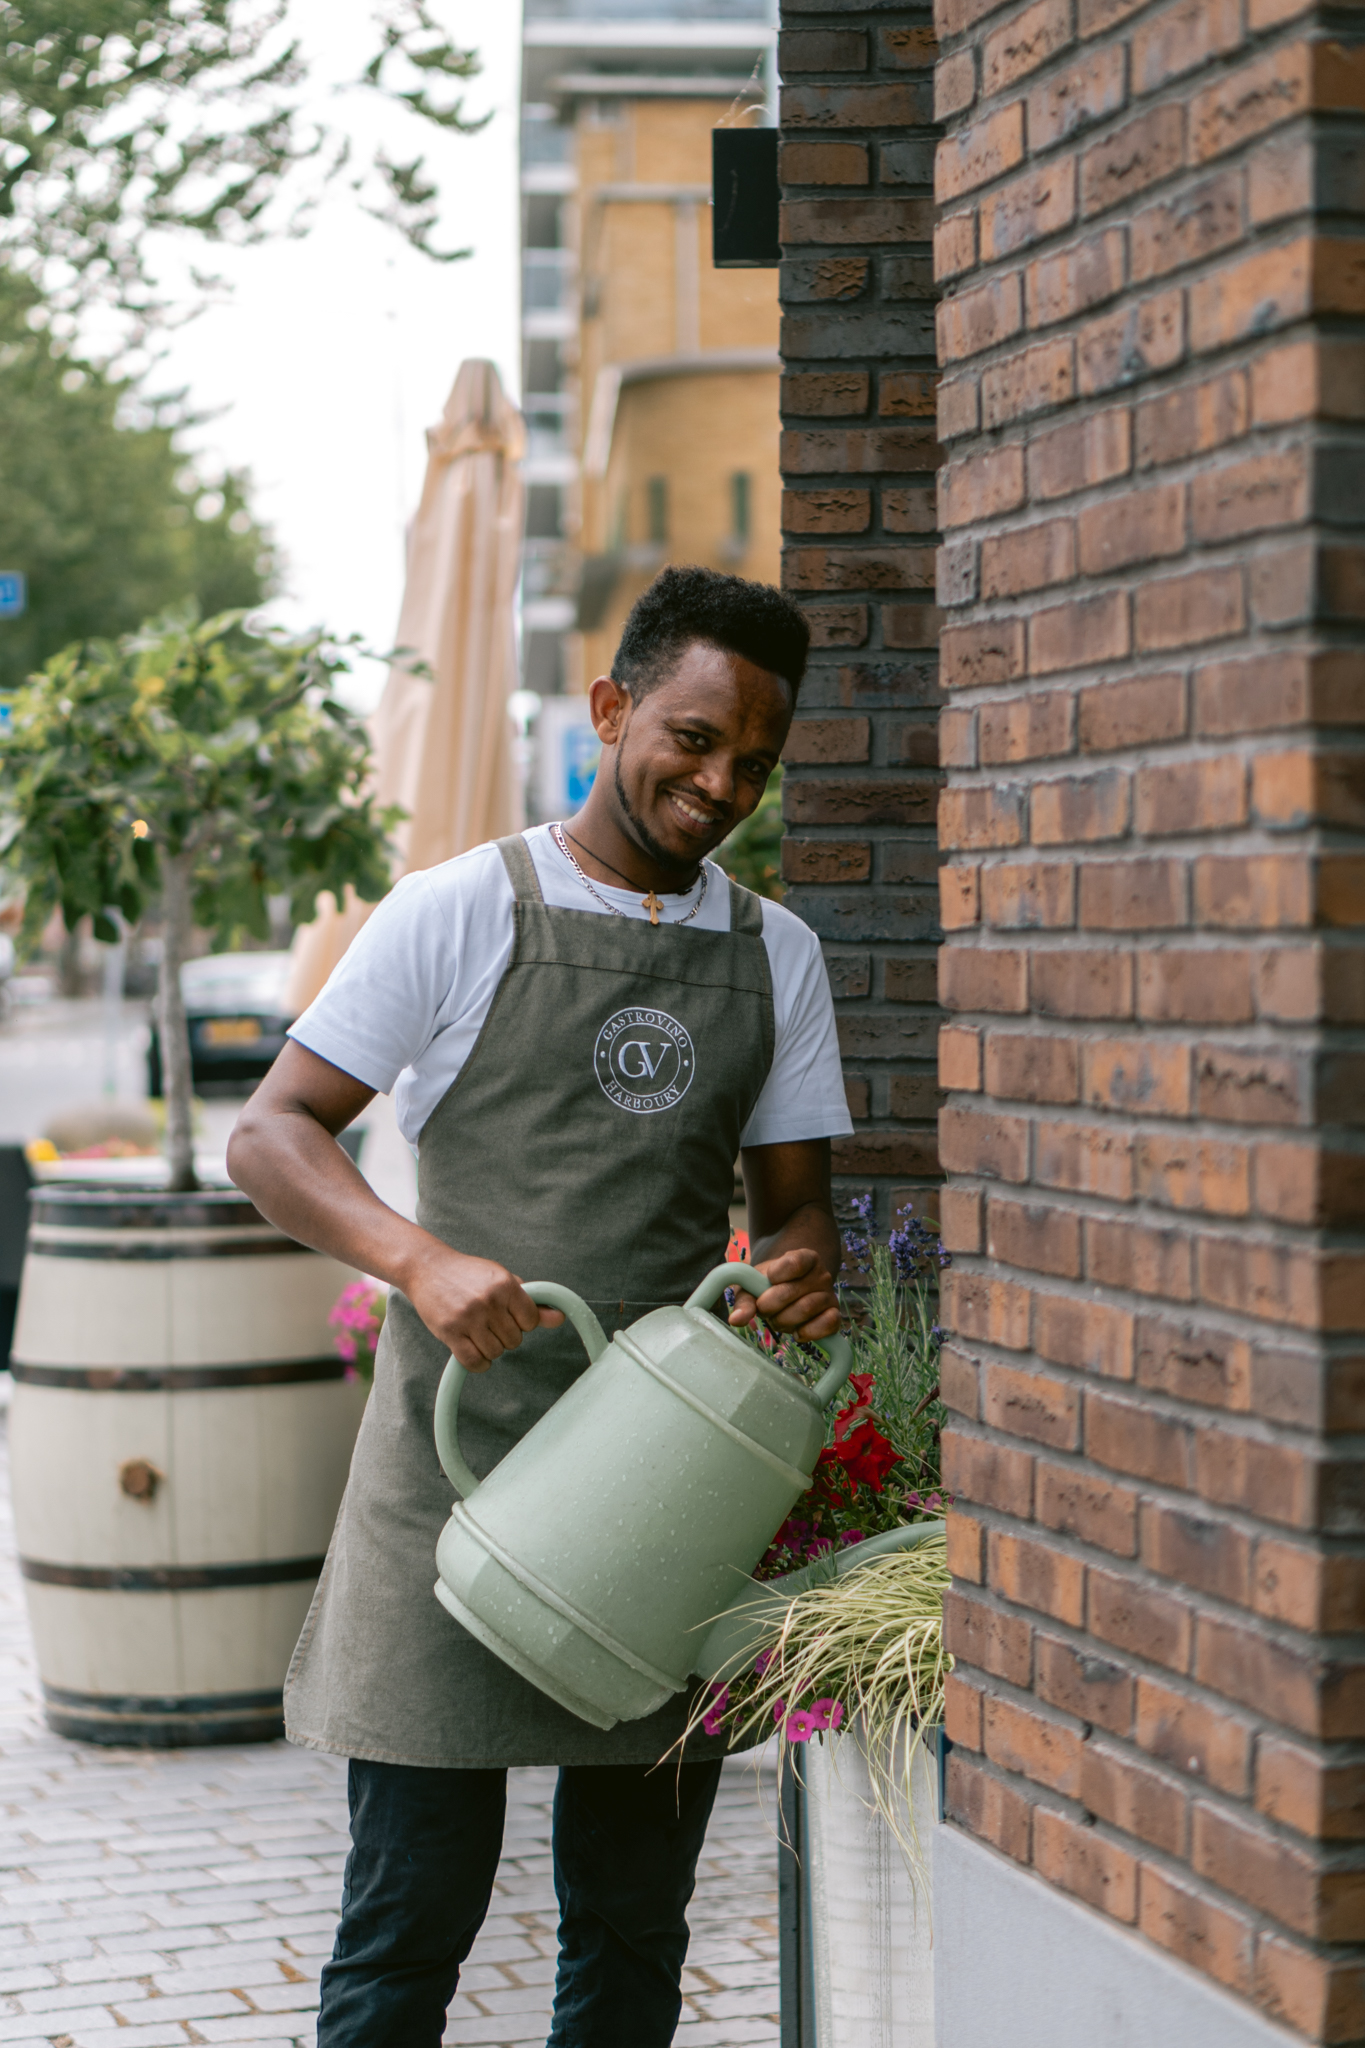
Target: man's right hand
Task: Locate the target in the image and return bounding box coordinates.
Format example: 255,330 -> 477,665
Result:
403,1244 -> 565,1371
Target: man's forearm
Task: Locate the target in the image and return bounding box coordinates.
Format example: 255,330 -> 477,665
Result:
749,1199 -> 841,1286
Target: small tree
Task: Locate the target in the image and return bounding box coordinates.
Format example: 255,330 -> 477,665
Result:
0,610 -> 399,1190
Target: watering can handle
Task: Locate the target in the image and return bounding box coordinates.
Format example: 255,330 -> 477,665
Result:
684,1262 -> 855,1411
433,1283 -> 609,1500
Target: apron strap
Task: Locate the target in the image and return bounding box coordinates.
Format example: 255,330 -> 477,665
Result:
496,834 -> 544,904
727,875 -> 765,938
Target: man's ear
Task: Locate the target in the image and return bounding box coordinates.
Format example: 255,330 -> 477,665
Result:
588,674 -> 630,745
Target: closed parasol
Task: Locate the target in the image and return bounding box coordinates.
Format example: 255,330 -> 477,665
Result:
288,358 -> 525,1010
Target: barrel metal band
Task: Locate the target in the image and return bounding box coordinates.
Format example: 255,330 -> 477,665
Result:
614,1331 -> 811,1491
9,1359 -> 348,1391
450,1504 -> 685,1694
42,1680 -> 283,1716
20,1555 -> 326,1592
26,1228 -> 307,1261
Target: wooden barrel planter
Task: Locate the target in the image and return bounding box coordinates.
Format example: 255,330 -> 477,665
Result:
9,1185 -> 366,1746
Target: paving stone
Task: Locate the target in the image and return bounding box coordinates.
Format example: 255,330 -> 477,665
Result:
0,1393 -> 778,2048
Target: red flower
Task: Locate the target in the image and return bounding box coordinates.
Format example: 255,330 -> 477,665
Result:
833,1373 -> 876,1443
832,1418 -> 900,1492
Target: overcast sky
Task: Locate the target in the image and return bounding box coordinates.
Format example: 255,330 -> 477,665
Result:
150,3 -> 523,711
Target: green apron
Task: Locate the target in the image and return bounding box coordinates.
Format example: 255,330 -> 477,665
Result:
284,834 -> 776,1766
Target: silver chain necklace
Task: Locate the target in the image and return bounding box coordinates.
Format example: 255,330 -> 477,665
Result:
550,821 -> 709,927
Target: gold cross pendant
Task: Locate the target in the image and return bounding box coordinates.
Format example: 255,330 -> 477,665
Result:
642,891 -> 662,926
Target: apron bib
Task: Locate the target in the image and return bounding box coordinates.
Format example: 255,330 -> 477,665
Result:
284,835 -> 776,1766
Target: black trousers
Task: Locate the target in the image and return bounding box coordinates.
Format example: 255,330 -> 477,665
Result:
317,1756 -> 724,2047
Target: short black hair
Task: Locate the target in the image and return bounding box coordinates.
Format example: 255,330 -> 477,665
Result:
611,564 -> 810,701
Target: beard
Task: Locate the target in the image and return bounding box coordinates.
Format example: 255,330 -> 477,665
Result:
612,738 -> 708,881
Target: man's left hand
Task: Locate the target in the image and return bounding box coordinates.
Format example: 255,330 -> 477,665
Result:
727,1246 -> 840,1343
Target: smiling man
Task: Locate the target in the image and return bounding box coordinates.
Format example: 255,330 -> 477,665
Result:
227,565 -> 852,2047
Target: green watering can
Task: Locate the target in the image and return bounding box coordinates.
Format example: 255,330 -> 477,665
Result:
433,1261 -> 855,1731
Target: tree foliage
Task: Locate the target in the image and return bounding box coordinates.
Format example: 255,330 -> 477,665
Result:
0,0 -> 484,330
0,607 -> 398,949
0,608 -> 402,1186
0,272 -> 274,692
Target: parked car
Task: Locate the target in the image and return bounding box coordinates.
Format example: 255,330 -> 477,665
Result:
148,951 -> 296,1097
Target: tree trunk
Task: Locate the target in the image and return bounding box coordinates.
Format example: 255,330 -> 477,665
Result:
159,852 -> 196,1194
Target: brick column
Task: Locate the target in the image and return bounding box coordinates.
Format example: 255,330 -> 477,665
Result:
931,0 -> 1365,2034
777,3 -> 943,1228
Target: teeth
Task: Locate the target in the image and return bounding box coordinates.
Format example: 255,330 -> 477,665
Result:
673,796 -> 714,824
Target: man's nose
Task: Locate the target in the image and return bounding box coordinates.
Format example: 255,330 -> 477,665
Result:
690,758 -> 737,808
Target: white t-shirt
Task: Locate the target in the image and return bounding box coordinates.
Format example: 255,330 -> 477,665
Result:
289,824 -> 853,1152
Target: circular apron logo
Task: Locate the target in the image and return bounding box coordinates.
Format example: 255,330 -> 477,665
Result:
594,1008 -> 696,1115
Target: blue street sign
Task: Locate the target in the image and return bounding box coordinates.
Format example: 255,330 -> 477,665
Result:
0,573 -> 26,619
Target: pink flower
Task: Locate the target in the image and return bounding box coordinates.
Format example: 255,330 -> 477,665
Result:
808,1699 -> 844,1732
701,1682 -> 730,1737
773,1699 -> 787,1725
754,1650 -> 772,1677
784,1708 -> 815,1743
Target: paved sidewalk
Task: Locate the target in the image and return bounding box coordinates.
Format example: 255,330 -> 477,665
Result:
0,1396 -> 779,2047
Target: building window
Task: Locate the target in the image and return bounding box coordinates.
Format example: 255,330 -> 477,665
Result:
647,476 -> 668,546
730,471 -> 751,547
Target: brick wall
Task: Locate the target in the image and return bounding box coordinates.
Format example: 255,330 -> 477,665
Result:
777,2 -> 944,1229
928,0 -> 1365,2028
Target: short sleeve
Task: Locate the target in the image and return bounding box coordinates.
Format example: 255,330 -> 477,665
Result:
288,870 -> 458,1093
740,906 -> 853,1149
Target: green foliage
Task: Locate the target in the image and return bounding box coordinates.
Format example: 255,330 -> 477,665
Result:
0,608 -> 400,948
0,274 -> 273,692
842,1209 -> 947,1503
715,765 -> 783,901
0,1 -> 484,325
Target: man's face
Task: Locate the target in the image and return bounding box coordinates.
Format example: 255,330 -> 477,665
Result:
592,641 -> 791,872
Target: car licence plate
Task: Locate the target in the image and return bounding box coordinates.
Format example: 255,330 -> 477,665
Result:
200,1017 -> 263,1046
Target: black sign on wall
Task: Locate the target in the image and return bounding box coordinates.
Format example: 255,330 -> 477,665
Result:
712,129 -> 780,269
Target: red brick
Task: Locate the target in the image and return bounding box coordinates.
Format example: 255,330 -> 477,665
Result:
942,616 -> 1028,690
1081,1741 -> 1187,1855
1136,1675 -> 1253,1795
1132,170 -> 1244,284
989,1529 -> 1087,1629
1193,448 -> 1310,544
1188,238 -> 1313,354
1033,1807 -> 1139,1922
1031,768 -> 1129,844
935,50 -> 977,122
1028,46 -> 1127,152
1192,1802 -> 1331,1939
782,372 -> 870,418
941,1188 -> 985,1258
1037,1459 -> 1140,1554
1136,1315 -> 1252,1411
1254,1931 -> 1365,2042
1087,1388 -> 1192,1487
1082,1035 -> 1191,1112
1134,565 -> 1245,652
1087,1214 -> 1196,1300
1081,106 -> 1186,218
1135,755 -> 1247,837
1196,1042 -> 1307,1126
781,840 -> 872,884
1035,1118 -> 1136,1201
945,1586 -> 1034,1685
1078,670 -> 1186,752
936,104 -> 1027,203
984,1030 -> 1079,1104
1028,405 -> 1131,500
981,339 -> 1075,428
943,1425 -> 1036,1517
1137,948 -> 1255,1024
1139,1864 -> 1254,1995
941,444 -> 1027,528
1142,1499 -> 1252,1604
940,1023 -> 983,1093
939,946 -> 1030,1015
1079,859 -> 1188,931
982,0 -> 1072,94
782,487 -> 871,535
1036,1632 -> 1135,1733
1077,483 -> 1185,575
1029,591 -> 1130,675
1036,1293 -> 1135,1377
1196,1611 -> 1365,1738
939,786 -> 1027,851
944,1265 -> 1035,1346
981,859 -> 1077,928
780,140 -> 870,187
983,1356 -> 1083,1442
980,160 -> 1077,264
1257,1738 -> 1365,1840
1026,229 -> 1127,330
1189,43 -> 1318,167
1078,290 -> 1185,396
944,1670 -> 984,1749
1089,1565 -> 1194,1673
946,1753 -> 1033,1863
1194,1425 -> 1319,1528
984,1694 -> 1084,1798
1136,1132 -> 1252,1216
1195,852 -> 1313,929
1031,947 -> 1135,1019
980,518 -> 1078,599
782,196 -> 935,245
1131,0 -> 1242,97
979,691 -> 1074,764
1135,369 -> 1248,469
941,863 -> 980,930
